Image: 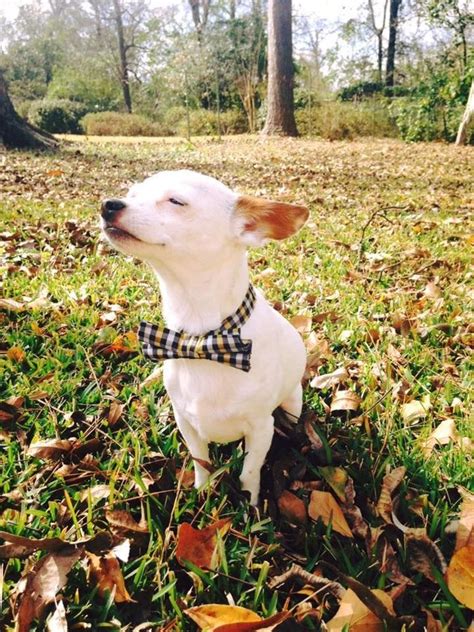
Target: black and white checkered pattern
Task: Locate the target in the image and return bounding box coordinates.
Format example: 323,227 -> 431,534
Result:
138,284 -> 257,372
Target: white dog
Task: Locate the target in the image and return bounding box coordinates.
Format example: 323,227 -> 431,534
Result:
101,170 -> 308,504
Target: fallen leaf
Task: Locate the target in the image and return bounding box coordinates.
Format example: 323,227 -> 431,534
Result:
290,314 -> 312,334
46,599 -> 68,632
445,544 -> 474,609
341,477 -> 369,540
319,466 -> 348,502
13,548 -> 82,631
326,588 -> 395,632
310,367 -> 348,390
106,400 -> 124,427
422,418 -> 457,455
277,490 -> 307,525
456,489 -> 474,551
105,509 -> 149,545
376,466 -> 406,523
88,552 -> 133,603
401,397 -> 431,424
0,297 -> 24,311
176,519 -> 231,570
406,533 -> 447,582
7,346 -> 26,362
308,491 -> 353,538
330,390 -> 361,415
0,530 -> 113,559
27,439 -> 73,459
424,281 -> 441,299
185,604 -> 289,631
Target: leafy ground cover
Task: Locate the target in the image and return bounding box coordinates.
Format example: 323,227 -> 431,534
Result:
0,136 -> 473,631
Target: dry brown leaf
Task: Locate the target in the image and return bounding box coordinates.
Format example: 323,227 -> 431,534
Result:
185,605 -> 261,629
310,367 -> 348,390
88,552 -> 133,603
308,491 -> 353,538
185,604 -> 289,631
422,418 -> 457,455
7,346 -> 26,362
401,397 -> 431,424
0,530 -> 113,559
176,519 -> 232,570
106,401 -> 124,427
27,439 -> 73,459
0,297 -> 24,311
406,533 -> 447,582
330,390 -> 361,415
456,489 -> 474,551
341,477 -> 369,540
376,466 -> 406,523
105,509 -> 148,535
46,599 -> 68,632
445,544 -> 474,609
13,548 -> 82,632
424,281 -> 441,299
326,588 -> 395,632
290,314 -> 312,334
277,490 -> 307,525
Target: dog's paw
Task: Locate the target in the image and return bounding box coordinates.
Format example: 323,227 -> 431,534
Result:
239,475 -> 260,506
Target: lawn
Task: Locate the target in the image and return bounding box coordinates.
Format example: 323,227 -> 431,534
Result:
0,135 -> 473,631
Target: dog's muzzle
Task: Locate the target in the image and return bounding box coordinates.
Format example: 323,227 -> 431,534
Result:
101,199 -> 126,222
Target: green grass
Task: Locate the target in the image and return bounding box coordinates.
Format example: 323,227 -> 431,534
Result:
0,136 -> 473,630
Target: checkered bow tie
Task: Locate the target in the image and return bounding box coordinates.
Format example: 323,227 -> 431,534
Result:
138,284 -> 257,372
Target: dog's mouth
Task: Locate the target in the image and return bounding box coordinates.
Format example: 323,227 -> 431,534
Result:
103,224 -> 141,241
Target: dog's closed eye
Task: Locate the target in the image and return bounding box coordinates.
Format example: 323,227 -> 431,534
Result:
169,197 -> 186,206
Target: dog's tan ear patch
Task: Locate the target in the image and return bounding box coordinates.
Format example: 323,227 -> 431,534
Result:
235,195 -> 309,242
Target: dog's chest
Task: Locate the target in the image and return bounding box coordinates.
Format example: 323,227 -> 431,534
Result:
163,360 -> 264,443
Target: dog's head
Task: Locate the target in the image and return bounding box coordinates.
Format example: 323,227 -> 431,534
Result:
101,170 -> 308,267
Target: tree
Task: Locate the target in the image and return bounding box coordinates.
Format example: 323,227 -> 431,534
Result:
367,0 -> 389,82
386,0 -> 402,87
262,0 -> 298,136
0,70 -> 57,149
456,79 -> 474,145
188,0 -> 211,43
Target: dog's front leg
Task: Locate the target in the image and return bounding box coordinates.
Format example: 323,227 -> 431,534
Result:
240,416 -> 274,505
174,412 -> 210,489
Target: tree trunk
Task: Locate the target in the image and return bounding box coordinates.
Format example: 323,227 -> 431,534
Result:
188,0 -> 211,43
455,80 -> 474,145
0,71 -> 57,150
112,0 -> 132,113
262,0 -> 298,136
386,0 -> 402,88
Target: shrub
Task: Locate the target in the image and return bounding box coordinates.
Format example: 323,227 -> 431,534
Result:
296,101 -> 397,140
81,112 -> 160,136
174,108 -> 248,136
28,99 -> 88,134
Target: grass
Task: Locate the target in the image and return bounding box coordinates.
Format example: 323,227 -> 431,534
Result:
0,135 -> 473,630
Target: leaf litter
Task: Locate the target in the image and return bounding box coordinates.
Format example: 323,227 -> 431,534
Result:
0,137 -> 473,630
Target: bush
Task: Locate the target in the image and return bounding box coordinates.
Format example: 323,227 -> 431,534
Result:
28,99 -> 89,134
81,108 -> 248,137
295,101 -> 397,140
81,112 -> 161,136
174,109 -> 248,136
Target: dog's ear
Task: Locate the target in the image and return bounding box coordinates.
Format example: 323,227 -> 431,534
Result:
233,195 -> 309,246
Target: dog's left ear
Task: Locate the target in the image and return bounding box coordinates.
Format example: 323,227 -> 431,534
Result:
233,195 -> 309,246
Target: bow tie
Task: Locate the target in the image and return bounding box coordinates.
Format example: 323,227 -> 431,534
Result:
138,284 -> 257,372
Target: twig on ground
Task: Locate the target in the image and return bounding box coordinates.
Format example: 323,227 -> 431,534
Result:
356,205 -> 409,269
267,563 -> 344,599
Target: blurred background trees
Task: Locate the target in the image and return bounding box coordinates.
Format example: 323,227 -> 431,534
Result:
0,0 -> 472,143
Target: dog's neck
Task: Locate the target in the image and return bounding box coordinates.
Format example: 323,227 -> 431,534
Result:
148,247 -> 250,335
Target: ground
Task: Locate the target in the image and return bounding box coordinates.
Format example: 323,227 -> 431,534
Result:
0,136 -> 473,631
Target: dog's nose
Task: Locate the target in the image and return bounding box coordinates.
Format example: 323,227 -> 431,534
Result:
101,198 -> 126,221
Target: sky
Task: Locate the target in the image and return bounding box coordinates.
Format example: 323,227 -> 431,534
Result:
0,0 -> 361,23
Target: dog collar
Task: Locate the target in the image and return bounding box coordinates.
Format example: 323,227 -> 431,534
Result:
138,284 -> 256,372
